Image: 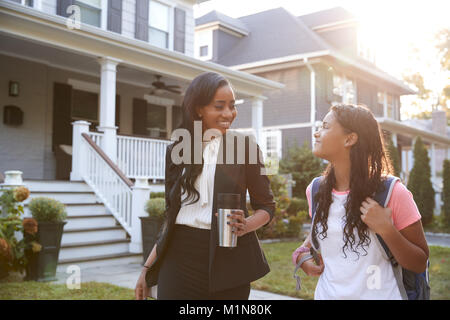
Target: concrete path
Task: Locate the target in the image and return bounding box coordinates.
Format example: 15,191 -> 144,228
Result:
52,263 -> 300,300
426,232 -> 450,248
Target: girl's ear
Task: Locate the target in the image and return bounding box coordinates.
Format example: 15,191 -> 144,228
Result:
344,132 -> 358,147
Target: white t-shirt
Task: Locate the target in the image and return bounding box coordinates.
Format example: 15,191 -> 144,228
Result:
305,181 -> 421,300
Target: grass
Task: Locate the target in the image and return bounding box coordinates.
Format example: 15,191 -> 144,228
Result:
251,242 -> 450,300
0,278 -> 135,300
0,242 -> 448,300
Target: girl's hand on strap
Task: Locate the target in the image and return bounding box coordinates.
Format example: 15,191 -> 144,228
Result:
360,197 -> 394,236
299,252 -> 324,277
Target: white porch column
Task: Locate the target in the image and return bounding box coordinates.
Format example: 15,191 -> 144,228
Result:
70,120 -> 90,181
129,178 -> 151,253
305,59 -> 316,148
97,57 -> 121,163
252,97 -> 264,146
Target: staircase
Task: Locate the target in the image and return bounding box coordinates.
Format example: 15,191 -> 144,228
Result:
23,180 -> 142,272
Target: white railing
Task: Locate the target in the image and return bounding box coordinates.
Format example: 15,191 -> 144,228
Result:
81,134 -> 133,235
88,132 -> 103,147
117,135 -> 171,179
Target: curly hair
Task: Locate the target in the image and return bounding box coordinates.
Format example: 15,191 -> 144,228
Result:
311,104 -> 394,259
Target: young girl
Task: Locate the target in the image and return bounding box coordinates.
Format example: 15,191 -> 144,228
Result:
292,104 -> 429,300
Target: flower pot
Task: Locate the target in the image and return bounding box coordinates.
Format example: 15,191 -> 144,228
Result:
25,221 -> 67,282
140,216 -> 164,264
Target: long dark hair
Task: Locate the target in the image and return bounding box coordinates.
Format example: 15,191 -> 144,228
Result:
174,72 -> 231,205
312,104 -> 394,259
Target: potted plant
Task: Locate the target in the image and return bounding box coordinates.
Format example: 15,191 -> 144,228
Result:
140,197 -> 165,264
27,197 -> 67,281
0,186 -> 30,279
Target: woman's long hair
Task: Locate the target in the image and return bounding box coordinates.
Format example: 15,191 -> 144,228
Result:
312,104 -> 394,259
172,72 -> 230,205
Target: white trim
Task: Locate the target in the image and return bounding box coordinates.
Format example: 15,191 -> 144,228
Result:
229,51 -> 330,71
195,21 -> 249,36
312,19 -> 358,32
305,58 -> 316,149
237,122 -> 313,132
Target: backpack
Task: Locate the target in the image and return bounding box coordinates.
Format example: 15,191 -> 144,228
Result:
305,175 -> 430,300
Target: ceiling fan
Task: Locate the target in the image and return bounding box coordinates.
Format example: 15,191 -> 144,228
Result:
150,75 -> 182,95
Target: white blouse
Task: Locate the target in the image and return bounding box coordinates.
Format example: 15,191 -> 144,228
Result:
175,136 -> 221,230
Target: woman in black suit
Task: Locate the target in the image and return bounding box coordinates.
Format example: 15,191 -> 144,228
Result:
135,72 -> 275,300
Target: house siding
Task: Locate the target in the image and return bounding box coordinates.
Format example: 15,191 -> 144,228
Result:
281,127 -> 312,158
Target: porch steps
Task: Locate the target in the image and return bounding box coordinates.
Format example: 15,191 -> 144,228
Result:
23,180 -> 142,271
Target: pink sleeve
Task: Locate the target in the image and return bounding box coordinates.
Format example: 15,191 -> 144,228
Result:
387,181 -> 422,230
306,183 -> 312,218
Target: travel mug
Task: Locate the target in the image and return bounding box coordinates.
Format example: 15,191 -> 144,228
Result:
217,193 -> 241,248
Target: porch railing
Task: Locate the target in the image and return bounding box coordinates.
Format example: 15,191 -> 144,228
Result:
81,133 -> 133,235
117,135 -> 171,180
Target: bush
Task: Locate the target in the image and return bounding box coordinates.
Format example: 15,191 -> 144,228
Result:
144,198 -> 166,219
407,137 -> 435,226
150,192 -> 165,199
287,197 -> 308,216
443,159 -> 450,226
279,141 -> 324,199
28,197 -> 67,222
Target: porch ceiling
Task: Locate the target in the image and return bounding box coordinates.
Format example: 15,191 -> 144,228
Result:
0,1 -> 284,98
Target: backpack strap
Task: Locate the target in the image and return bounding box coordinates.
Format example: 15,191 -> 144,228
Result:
310,176 -> 323,251
372,176 -> 409,300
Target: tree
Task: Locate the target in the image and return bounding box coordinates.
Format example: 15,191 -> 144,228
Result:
407,137 -> 435,225
279,141 -> 325,199
386,135 -> 401,177
443,159 -> 450,226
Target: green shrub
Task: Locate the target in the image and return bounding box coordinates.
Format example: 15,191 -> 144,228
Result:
286,215 -> 303,239
407,137 -> 435,226
443,159 -> 450,226
150,192 -> 165,199
287,197 -> 308,216
28,197 -> 67,222
144,198 -> 166,219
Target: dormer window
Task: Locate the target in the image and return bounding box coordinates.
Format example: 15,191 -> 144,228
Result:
195,29 -> 213,60
199,45 -> 208,57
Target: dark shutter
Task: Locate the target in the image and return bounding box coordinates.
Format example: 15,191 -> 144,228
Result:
174,7 -> 186,53
107,0 -> 122,34
57,0 -> 75,17
115,94 -> 121,132
133,98 -> 147,135
52,82 -> 73,151
135,0 -> 149,41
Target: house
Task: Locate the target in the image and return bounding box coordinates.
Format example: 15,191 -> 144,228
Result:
0,0 -> 283,270
195,7 -> 450,211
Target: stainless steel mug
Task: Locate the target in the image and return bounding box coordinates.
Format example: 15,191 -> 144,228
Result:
217,193 -> 241,248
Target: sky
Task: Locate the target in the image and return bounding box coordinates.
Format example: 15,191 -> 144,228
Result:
194,0 -> 450,118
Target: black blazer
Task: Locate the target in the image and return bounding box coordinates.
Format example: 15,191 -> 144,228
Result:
146,133 -> 276,293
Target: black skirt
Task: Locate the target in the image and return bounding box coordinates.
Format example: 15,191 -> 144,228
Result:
157,224 -> 250,300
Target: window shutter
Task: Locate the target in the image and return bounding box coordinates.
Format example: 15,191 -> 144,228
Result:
174,7 -> 186,53
133,98 -> 147,135
57,0 -> 75,18
107,0 -> 122,34
52,82 -> 73,150
135,0 -> 149,41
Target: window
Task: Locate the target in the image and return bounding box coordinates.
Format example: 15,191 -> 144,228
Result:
195,29 -> 213,60
74,0 -> 102,28
332,73 -> 356,104
149,1 -> 170,49
10,0 -> 35,7
377,92 -> 396,119
147,104 -> 167,138
200,45 -> 209,57
263,130 -> 282,160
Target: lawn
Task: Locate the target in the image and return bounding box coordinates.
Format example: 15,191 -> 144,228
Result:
251,242 -> 450,300
0,243 -> 448,300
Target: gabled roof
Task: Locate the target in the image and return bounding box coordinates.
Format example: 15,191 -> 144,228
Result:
205,7 -> 329,67
195,7 -> 415,95
299,7 -> 356,28
195,10 -> 249,34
